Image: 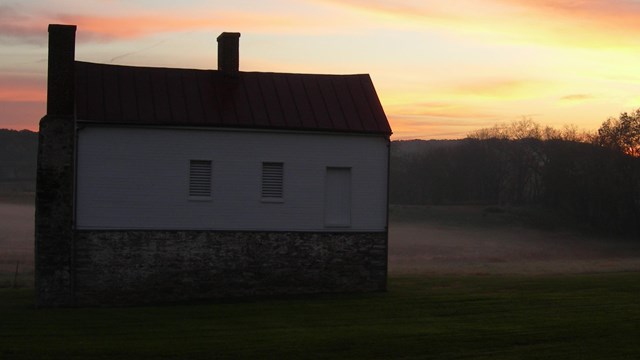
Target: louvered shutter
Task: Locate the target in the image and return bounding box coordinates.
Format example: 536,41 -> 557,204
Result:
189,160 -> 212,198
261,162 -> 283,199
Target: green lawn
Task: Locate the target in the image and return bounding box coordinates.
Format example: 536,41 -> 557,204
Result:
1,273 -> 639,359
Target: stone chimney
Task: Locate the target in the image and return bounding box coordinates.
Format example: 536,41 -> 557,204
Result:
47,24 -> 77,117
36,24 -> 78,307
217,32 -> 241,76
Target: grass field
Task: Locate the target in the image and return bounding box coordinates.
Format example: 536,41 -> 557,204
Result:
1,273 -> 639,359
1,200 -> 639,358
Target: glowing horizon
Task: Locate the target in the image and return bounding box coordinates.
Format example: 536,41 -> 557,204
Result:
2,0 -> 640,139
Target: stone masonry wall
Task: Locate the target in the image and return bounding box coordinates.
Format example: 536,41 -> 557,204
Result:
35,116 -> 76,307
73,231 -> 387,306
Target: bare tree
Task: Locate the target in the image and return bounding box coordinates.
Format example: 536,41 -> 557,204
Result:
509,118 -> 542,140
468,118 -> 590,142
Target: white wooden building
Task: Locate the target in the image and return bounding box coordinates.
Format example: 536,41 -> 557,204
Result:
76,127 -> 389,231
37,26 -> 392,307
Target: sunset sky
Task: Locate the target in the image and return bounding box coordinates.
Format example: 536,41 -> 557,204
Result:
2,0 -> 640,139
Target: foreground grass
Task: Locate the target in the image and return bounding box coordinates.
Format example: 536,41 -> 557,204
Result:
1,273 -> 639,359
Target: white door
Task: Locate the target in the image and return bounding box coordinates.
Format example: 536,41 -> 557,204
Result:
324,167 -> 351,227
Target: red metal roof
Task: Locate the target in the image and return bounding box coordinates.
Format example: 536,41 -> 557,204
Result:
74,61 -> 391,135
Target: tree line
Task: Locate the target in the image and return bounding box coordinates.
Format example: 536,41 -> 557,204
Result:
390,113 -> 640,237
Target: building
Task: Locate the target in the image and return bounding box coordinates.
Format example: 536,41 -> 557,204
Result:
36,24 -> 392,307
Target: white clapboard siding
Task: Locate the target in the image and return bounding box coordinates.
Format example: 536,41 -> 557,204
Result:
324,167 -> 352,227
76,126 -> 388,231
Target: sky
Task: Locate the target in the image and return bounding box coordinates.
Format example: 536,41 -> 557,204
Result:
2,0 -> 640,139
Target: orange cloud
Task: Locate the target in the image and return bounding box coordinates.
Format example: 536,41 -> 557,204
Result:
503,0 -> 640,20
315,0 -> 640,49
0,75 -> 45,102
449,79 -> 553,100
387,101 -> 498,120
389,113 -> 506,140
0,4 -> 320,44
0,5 -> 47,43
313,0 -> 471,29
385,98 -> 509,139
57,11 -> 307,41
497,0 -> 640,46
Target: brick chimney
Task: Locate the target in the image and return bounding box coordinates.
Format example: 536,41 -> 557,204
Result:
217,32 -> 241,76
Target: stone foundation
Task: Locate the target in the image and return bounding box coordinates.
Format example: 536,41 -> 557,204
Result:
72,230 -> 387,306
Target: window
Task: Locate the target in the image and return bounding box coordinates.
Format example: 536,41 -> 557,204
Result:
189,160 -> 212,199
262,162 -> 283,202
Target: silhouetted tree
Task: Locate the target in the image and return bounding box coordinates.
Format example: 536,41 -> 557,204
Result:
595,109 -> 640,157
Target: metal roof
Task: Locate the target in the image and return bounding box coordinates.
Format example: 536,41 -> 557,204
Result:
74,61 -> 391,135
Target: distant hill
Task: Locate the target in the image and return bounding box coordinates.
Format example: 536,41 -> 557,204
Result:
0,129 -> 37,191
391,139 -> 463,155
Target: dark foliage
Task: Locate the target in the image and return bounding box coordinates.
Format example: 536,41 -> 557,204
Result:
391,139 -> 640,237
595,109 -> 640,157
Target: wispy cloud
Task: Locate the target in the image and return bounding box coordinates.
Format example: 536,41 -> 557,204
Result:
315,0 -> 640,48
0,4 -> 321,44
496,0 -> 640,46
502,0 -> 640,18
386,98 -> 509,139
559,93 -> 596,105
389,113 -> 507,140
313,0 -> 466,22
387,100 -> 498,120
0,5 -> 47,44
449,79 -> 551,100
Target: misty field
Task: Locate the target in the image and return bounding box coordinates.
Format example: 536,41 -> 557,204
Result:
1,200 -> 640,358
0,198 -> 34,288
389,205 -> 640,275
2,200 -> 640,285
